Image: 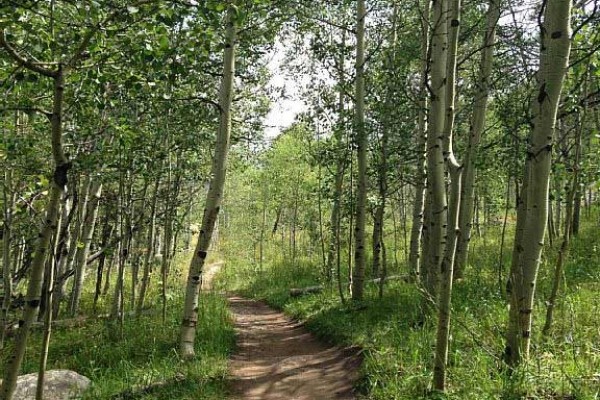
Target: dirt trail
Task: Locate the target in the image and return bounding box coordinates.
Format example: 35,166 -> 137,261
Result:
227,296 -> 361,400
201,261 -> 224,291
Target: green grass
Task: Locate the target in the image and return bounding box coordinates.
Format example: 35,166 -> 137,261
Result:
219,213 -> 600,399
1,248 -> 236,399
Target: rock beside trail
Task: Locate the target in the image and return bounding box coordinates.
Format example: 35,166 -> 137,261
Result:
0,370 -> 90,399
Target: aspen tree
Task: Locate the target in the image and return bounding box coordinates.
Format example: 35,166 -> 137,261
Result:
422,0 -> 448,299
543,114 -> 581,335
69,179 -> 102,316
352,0 -> 367,301
328,33 -> 346,304
454,0 -> 500,277
137,175 -> 161,315
505,0 -> 572,366
0,30 -> 73,398
409,0 -> 432,283
36,203 -> 63,400
373,2 -> 398,292
180,2 -> 236,359
433,0 -> 461,390
0,168 -> 15,349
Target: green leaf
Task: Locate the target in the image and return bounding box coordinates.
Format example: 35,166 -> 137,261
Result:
159,35 -> 170,51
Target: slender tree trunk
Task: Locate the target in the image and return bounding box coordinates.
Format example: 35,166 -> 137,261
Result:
0,169 -> 15,349
69,179 -> 102,316
454,0 -> 500,277
392,204 -> 400,271
162,167 -> 175,322
409,0 -> 431,284
372,206 -> 383,279
36,202 -> 62,400
271,206 -> 281,236
375,3 -> 396,294
0,65 -> 71,400
93,215 -> 113,314
53,179 -> 84,318
180,5 -> 236,359
111,170 -> 130,328
328,35 -> 346,303
543,106 -> 583,335
571,184 -> 581,235
434,0 -> 461,389
352,0 -> 367,301
102,253 -> 114,296
548,197 -> 555,246
259,185 -> 267,271
137,175 -> 160,315
497,177 -> 511,294
423,0 -> 448,300
291,179 -> 299,266
51,186 -> 76,318
505,0 -> 572,367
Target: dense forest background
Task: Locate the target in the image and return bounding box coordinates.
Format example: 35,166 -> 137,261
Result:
0,0 -> 599,399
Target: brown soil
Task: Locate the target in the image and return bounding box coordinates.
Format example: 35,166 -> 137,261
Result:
227,296 -> 361,400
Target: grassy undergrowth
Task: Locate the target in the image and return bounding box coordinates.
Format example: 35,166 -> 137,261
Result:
218,215 -> 600,399
1,248 -> 235,399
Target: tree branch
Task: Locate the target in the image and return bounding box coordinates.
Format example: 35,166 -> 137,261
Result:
0,30 -> 57,78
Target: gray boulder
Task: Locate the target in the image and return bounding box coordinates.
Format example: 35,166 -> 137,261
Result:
1,370 -> 90,399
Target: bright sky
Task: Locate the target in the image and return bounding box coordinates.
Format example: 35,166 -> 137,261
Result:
262,40 -> 308,139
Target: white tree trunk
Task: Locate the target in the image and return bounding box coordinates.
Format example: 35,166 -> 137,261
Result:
180,4 -> 236,359
409,0 -> 431,283
352,0 -> 367,301
454,0 -> 500,277
422,0 -> 448,299
505,0 -> 572,366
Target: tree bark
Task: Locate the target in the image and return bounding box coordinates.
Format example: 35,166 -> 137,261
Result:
543,106 -> 583,335
408,0 -> 431,284
36,201 -> 63,400
137,175 -> 160,315
433,0 -> 461,389
0,169 -> 15,349
69,179 -> 102,316
352,0 -> 367,301
505,0 -> 572,367
180,4 -> 236,359
422,0 -> 448,300
0,64 -> 71,400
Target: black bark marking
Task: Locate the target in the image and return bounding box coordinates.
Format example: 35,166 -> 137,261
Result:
537,83 -> 548,104
551,31 -> 562,39
53,162 -> 72,188
197,251 -> 207,259
27,299 -> 40,308
451,19 -> 460,27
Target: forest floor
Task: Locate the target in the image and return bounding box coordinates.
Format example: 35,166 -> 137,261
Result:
226,296 -> 361,400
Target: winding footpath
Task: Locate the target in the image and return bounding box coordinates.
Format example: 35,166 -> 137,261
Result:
227,296 -> 361,400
